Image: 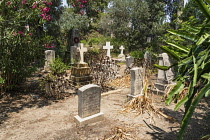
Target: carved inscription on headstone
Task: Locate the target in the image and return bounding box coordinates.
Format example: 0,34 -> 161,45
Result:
78,84 -> 101,118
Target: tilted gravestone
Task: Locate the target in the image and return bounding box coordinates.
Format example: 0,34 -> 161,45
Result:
127,67 -> 145,100
74,84 -> 104,126
44,50 -> 55,71
103,42 -> 113,58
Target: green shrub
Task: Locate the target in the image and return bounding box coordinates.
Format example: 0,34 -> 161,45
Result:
50,57 -> 70,75
130,50 -> 144,59
88,37 -> 100,46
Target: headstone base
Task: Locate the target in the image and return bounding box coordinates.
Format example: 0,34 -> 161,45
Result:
127,94 -> 143,101
74,112 -> 104,126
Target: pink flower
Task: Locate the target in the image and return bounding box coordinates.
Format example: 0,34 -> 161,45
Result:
46,15 -> 51,21
47,1 -> 52,5
72,4 -> 75,7
42,1 -> 47,4
28,33 -> 33,36
21,0 -> 26,4
79,4 -> 84,8
32,4 -> 37,9
42,7 -> 50,13
18,31 -> 24,34
7,2 -> 11,5
13,32 -> 17,36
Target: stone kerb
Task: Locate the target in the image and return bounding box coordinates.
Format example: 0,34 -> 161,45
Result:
74,84 -> 104,126
44,50 -> 55,71
127,67 -> 145,100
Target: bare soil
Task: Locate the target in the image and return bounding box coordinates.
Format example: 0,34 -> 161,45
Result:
0,65 -> 209,140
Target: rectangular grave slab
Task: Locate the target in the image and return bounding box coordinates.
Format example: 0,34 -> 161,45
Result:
127,67 -> 145,100
74,84 -> 104,126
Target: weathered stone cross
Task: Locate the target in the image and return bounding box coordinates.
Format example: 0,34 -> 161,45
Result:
103,42 -> 113,57
119,46 -> 124,55
78,43 -> 87,63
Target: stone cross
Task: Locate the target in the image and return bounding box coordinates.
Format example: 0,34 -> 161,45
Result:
119,46 -> 124,55
78,43 -> 87,63
103,42 -> 113,57
74,84 -> 104,126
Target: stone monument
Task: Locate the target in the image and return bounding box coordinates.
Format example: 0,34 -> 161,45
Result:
103,42 -> 113,58
118,46 -> 125,61
125,56 -> 134,69
74,84 -> 104,126
70,43 -> 92,86
44,50 -> 55,71
127,67 -> 145,100
154,53 -> 175,93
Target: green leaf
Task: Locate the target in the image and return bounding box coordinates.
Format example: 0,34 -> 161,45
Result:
168,30 -> 198,42
153,64 -> 169,70
195,0 -> 210,19
178,56 -> 193,67
196,33 -> 210,46
174,96 -> 188,111
166,42 -> 189,53
205,89 -> 210,97
201,73 -> 210,80
165,81 -> 185,105
161,46 -> 180,60
192,56 -> 198,87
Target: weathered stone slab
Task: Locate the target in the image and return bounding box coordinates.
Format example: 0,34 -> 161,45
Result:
44,50 -> 55,71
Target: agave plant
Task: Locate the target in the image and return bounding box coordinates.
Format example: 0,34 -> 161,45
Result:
155,0 -> 210,139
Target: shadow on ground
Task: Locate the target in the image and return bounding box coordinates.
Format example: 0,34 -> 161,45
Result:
147,97 -> 210,140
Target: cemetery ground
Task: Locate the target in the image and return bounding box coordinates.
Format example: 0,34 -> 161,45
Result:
0,64 -> 210,140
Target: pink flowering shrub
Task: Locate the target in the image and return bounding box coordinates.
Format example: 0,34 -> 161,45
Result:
0,0 -> 54,91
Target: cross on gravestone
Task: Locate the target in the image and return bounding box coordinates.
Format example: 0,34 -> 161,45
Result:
74,84 -> 104,126
103,42 -> 113,57
78,43 -> 87,63
119,46 -> 124,55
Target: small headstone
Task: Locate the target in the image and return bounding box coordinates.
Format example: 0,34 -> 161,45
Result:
157,53 -> 166,84
44,50 -> 55,71
103,42 -> 113,57
74,84 -> 104,126
118,46 -> 125,61
126,56 -> 134,68
144,51 -> 151,67
127,67 -> 145,100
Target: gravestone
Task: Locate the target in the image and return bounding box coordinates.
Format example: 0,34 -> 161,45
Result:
125,56 -> 134,68
44,50 -> 55,71
118,46 -> 125,61
154,53 -> 175,92
103,42 -> 113,58
74,84 -> 104,126
69,28 -> 80,64
144,51 -> 151,67
127,67 -> 145,100
70,43 -> 92,86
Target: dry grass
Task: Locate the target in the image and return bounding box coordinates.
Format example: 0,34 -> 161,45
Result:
101,126 -> 134,140
106,75 -> 130,89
